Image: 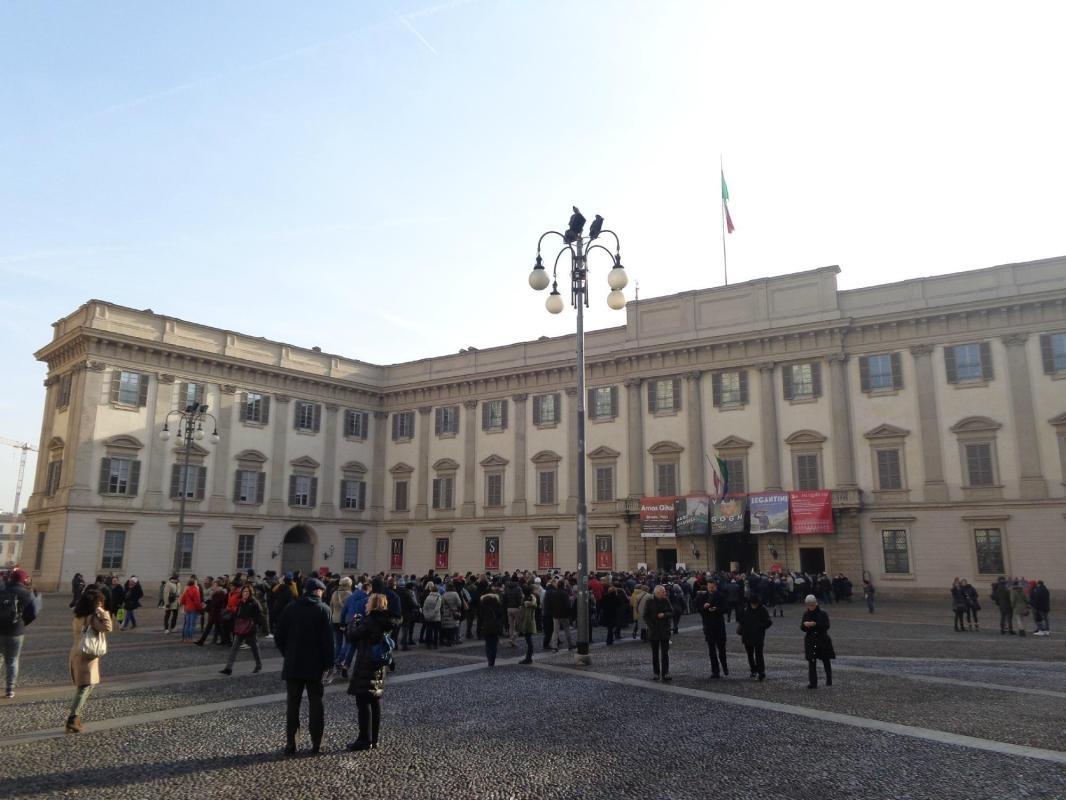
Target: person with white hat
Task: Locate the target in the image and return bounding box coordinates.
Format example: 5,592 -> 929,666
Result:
801,594 -> 835,689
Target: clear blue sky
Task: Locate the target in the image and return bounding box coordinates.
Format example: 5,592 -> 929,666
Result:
2,0 -> 1065,510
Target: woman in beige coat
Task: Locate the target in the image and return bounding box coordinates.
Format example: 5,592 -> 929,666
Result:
67,585 -> 112,733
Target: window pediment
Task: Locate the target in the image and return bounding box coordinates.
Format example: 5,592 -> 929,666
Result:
341,460 -> 368,474
480,454 -> 509,468
950,416 -> 1001,435
784,430 -> 827,446
713,435 -> 753,451
647,441 -> 684,456
174,442 -> 210,457
234,449 -> 268,464
48,436 -> 65,451
433,457 -> 460,472
104,434 -> 144,451
1047,412 -> 1066,430
531,450 -> 562,465
588,445 -> 621,461
389,462 -> 415,476
864,424 -> 911,440
290,455 -> 321,469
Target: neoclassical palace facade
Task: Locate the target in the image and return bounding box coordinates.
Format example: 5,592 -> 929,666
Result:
22,256 -> 1066,592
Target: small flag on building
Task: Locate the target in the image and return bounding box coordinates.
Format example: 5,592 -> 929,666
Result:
709,455 -> 730,500
721,170 -> 735,233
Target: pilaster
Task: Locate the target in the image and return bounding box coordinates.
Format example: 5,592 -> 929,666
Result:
1001,333 -> 1048,499
143,372 -> 174,510
462,399 -> 478,516
909,344 -> 949,502
828,354 -> 857,489
757,363 -> 782,491
266,395 -> 291,515
319,404 -> 340,515
207,385 -> 236,513
415,406 -> 432,520
625,378 -> 644,497
511,394 -> 528,516
66,366 -> 104,507
370,411 -> 388,521
685,371 -> 705,492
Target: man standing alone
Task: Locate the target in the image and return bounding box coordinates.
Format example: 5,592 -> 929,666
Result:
275,577 -> 335,756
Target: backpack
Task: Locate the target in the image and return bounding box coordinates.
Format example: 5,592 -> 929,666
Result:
369,632 -> 396,668
0,590 -> 20,627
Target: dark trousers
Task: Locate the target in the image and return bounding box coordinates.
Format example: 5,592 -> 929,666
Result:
606,623 -> 621,645
355,693 -> 381,745
524,633 -> 533,661
163,610 -> 178,631
707,638 -> 728,676
808,658 -> 832,687
953,609 -> 966,631
286,680 -> 324,747
745,642 -> 765,677
425,621 -> 440,648
542,615 -> 554,650
484,634 -> 499,666
1000,608 -> 1013,633
965,607 -> 979,626
651,639 -> 670,677
402,618 -> 416,647
197,619 -> 222,644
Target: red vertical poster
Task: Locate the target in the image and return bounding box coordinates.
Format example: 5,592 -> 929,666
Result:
390,538 -> 404,570
537,536 -> 554,570
484,536 -> 500,571
789,490 -> 835,534
595,535 -> 613,570
435,537 -> 450,570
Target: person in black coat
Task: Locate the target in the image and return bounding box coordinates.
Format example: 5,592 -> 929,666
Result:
274,578 -> 335,756
346,595 -> 395,751
696,582 -> 729,679
120,577 -> 144,630
801,594 -> 835,689
477,587 -> 505,666
736,595 -> 772,681
643,586 -> 674,682
600,586 -> 624,645
1030,580 -> 1050,635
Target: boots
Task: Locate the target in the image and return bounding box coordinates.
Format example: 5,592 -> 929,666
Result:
65,716 -> 83,734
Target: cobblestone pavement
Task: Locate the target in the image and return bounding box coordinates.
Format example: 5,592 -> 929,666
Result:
1,598 -> 1064,799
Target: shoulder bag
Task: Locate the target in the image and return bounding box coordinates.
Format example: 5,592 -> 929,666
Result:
80,618 -> 108,657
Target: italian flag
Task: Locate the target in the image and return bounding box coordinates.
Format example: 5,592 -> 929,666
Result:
711,456 -> 730,499
721,170 -> 735,233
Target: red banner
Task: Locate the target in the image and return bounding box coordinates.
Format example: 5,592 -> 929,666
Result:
484,536 -> 500,571
390,538 -> 404,570
640,496 -> 677,538
434,538 -> 449,570
595,535 -> 613,571
537,536 -> 554,570
789,490 -> 834,534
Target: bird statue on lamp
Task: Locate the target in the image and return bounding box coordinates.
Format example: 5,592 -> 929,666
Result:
589,214 -> 604,240
564,206 -> 586,243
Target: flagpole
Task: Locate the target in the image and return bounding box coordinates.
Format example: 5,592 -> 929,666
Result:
720,154 -> 729,286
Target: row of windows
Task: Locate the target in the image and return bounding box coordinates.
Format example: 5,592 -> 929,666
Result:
880,526 -> 1006,577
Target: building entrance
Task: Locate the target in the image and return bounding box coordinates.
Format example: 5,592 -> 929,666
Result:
281,525 -> 315,576
715,533 -> 759,574
656,548 -> 678,573
799,547 -> 825,575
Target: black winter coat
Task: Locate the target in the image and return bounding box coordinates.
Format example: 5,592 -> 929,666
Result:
600,591 -> 624,627
545,587 -> 572,619
1030,585 -> 1050,614
643,596 -> 673,642
347,610 -> 395,699
477,593 -> 505,636
736,602 -> 772,646
123,582 -> 144,610
275,595 -> 335,682
801,607 -> 835,661
0,583 -> 37,636
696,590 -> 727,642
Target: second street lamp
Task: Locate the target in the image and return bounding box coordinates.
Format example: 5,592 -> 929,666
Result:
528,207 -> 628,666
160,402 -> 220,576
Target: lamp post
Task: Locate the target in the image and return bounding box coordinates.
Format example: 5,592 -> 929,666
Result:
529,208 -> 629,666
160,402 -> 220,575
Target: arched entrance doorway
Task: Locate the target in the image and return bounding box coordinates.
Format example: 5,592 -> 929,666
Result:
281,525 -> 316,576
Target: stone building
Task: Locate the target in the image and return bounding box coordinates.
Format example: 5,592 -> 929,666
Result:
0,513 -> 25,568
22,255 -> 1066,592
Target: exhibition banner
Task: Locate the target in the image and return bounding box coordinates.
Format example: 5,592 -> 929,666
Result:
789,490 -> 835,534
748,492 -> 790,534
710,495 -> 748,535
674,494 -> 710,536
640,496 -> 677,537
595,535 -> 614,570
434,537 -> 450,570
390,538 -> 404,570
484,536 -> 500,571
538,536 -> 555,570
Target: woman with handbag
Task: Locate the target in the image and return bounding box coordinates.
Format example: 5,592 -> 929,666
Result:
346,593 -> 395,751
219,585 -> 264,675
67,585 -> 112,733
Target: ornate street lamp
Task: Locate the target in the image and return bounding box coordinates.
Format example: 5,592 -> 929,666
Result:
528,207 -> 628,666
160,402 -> 220,574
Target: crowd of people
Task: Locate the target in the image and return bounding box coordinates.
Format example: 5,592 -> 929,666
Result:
951,576 -> 1052,636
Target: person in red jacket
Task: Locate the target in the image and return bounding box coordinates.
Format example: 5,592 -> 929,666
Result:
179,578 -> 203,641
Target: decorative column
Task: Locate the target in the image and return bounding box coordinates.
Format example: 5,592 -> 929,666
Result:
143,372 -> 175,510
369,411 -> 388,521
415,406 -> 432,520
565,387 -> 578,514
266,395 -> 291,515
208,385 -> 236,513
28,374 -> 59,511
462,399 -> 478,516
1001,334 -> 1048,499
827,354 -> 858,488
319,404 -> 340,516
625,378 -> 644,496
909,345 -> 948,502
685,371 -> 706,492
757,363 -> 782,491
66,364 -> 105,507
511,394 -> 528,516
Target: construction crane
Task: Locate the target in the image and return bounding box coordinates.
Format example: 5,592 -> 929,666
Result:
1,437 -> 38,514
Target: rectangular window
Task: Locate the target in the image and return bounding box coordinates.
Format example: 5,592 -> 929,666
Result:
876,449 -> 903,490
594,466 -> 614,502
181,382 -> 204,410
178,531 -> 194,571
236,534 -> 255,571
171,464 -> 205,500
107,458 -> 132,494
242,392 -> 269,424
392,411 -> 415,441
57,373 -> 73,408
592,387 -> 615,419
344,409 -> 368,439
974,528 -> 1005,574
653,379 -> 677,412
394,480 -> 409,511
719,372 -> 742,405
294,401 -> 320,432
343,537 -> 360,570
537,470 -> 556,505
101,529 -> 126,570
534,394 -> 558,424
866,354 -> 895,390
656,463 -> 678,496
432,476 -> 454,510
236,470 -> 261,504
45,460 -> 63,496
964,443 -> 995,486
945,342 -> 994,384
342,479 -> 366,510
1047,333 -> 1066,373
33,530 -> 46,571
791,364 -> 814,397
290,474 -> 316,507
795,454 -> 820,490
435,406 -> 460,436
881,529 -> 910,574
486,473 -> 503,507
117,371 -> 142,405
483,399 -> 507,431
723,458 -> 746,494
